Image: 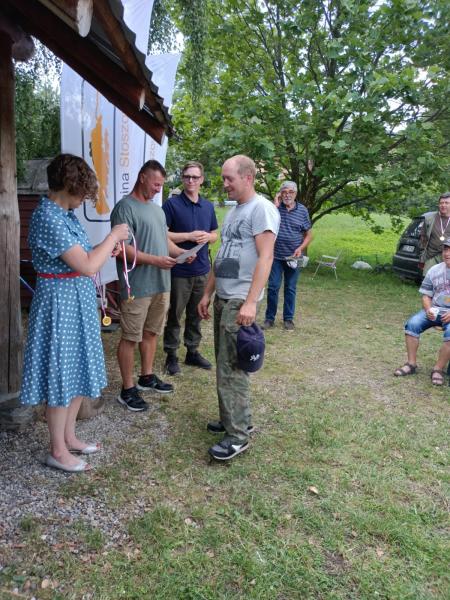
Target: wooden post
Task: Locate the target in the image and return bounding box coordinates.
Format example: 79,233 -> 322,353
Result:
0,35 -> 29,428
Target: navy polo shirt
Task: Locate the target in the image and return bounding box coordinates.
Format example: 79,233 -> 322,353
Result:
162,191 -> 219,277
274,202 -> 311,259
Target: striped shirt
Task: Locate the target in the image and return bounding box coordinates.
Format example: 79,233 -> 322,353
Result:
274,202 -> 311,259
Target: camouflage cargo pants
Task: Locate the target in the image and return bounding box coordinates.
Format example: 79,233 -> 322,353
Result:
213,296 -> 253,444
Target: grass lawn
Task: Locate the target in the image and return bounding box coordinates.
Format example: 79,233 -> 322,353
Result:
1,212 -> 449,599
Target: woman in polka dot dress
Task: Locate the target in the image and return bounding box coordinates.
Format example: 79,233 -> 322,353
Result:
20,154 -> 129,473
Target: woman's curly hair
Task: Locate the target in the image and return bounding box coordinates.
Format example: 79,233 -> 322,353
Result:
47,154 -> 98,205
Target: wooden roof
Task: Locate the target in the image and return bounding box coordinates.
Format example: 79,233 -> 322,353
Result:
1,0 -> 174,144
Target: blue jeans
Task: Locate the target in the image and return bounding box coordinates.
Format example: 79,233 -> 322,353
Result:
405,309 -> 450,341
265,259 -> 301,322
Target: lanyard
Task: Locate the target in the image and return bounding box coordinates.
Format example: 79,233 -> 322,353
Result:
121,233 -> 137,301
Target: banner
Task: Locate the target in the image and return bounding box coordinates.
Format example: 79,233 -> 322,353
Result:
60,1 -> 180,283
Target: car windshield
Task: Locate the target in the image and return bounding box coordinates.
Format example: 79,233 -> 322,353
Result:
403,218 -> 423,239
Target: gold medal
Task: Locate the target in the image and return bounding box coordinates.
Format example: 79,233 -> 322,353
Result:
127,295 -> 135,303
102,315 -> 112,326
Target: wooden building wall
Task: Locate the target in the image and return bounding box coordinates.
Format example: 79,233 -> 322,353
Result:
19,192 -> 39,308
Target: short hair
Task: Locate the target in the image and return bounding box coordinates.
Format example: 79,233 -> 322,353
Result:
280,181 -> 297,193
182,161 -> 204,177
439,192 -> 450,200
47,154 -> 98,203
233,155 -> 256,180
138,159 -> 166,179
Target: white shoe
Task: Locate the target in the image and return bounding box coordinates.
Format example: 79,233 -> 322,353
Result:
69,442 -> 101,455
46,455 -> 91,472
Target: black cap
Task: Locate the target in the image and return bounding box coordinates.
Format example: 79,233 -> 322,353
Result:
237,323 -> 265,372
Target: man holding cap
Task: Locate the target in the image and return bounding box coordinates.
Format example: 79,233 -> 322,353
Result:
198,155 -> 280,460
394,238 -> 450,385
263,181 -> 312,331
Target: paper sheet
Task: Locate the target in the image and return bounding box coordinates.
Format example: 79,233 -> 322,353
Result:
175,242 -> 206,264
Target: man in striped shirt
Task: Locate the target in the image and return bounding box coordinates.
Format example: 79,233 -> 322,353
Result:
263,181 -> 312,331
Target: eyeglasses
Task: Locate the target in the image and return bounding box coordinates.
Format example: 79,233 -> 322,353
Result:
281,190 -> 296,195
182,175 -> 202,181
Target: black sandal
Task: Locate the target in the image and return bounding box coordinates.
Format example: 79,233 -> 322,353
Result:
431,369 -> 445,386
394,363 -> 417,377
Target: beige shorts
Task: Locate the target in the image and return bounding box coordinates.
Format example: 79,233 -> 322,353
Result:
120,292 -> 170,342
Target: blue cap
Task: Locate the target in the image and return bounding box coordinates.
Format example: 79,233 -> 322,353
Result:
237,323 -> 265,372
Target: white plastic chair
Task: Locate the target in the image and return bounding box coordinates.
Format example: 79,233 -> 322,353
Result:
312,251 -> 342,280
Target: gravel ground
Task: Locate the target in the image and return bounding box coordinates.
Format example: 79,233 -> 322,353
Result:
0,389 -> 169,554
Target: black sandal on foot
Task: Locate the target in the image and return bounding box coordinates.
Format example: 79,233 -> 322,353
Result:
394,363 -> 417,377
431,369 -> 445,386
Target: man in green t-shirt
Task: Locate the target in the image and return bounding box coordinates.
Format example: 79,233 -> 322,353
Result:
110,160 -> 187,412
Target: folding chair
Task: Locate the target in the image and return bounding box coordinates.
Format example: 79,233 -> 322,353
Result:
312,251 -> 341,280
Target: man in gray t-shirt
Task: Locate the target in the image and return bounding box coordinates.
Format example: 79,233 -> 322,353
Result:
394,238 -> 450,386
110,160 -> 187,412
198,155 -> 280,460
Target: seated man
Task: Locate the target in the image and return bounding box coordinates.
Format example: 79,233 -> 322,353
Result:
394,238 -> 450,385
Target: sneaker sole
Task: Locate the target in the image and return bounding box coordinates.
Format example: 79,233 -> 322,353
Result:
136,384 -> 174,394
209,442 -> 249,461
207,424 -> 255,434
116,396 -> 148,412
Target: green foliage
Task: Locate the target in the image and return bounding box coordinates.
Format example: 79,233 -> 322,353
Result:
168,0 -> 450,222
15,40 -> 61,179
150,0 -> 209,100
148,0 -> 180,54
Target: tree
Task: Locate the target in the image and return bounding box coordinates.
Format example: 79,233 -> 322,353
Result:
15,40 -> 61,179
168,0 -> 449,222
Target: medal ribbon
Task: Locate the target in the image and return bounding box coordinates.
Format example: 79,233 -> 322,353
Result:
93,273 -> 111,326
121,233 -> 137,301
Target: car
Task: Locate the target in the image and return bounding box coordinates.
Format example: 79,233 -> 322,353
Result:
392,212 -> 432,282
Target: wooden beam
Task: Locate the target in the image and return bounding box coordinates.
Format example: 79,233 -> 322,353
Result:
0,35 -> 23,399
38,0 -> 93,37
2,0 -> 167,142
0,13 -> 34,61
4,0 -> 145,111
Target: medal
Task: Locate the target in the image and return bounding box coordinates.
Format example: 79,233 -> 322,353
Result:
94,272 -> 111,326
439,217 -> 450,242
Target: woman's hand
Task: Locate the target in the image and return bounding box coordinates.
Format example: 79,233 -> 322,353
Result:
110,224 -> 129,243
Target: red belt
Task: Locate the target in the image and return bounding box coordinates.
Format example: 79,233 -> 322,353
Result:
37,272 -> 82,279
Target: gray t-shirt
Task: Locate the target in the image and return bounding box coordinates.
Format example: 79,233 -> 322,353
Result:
110,194 -> 170,299
214,195 -> 280,300
419,262 -> 450,312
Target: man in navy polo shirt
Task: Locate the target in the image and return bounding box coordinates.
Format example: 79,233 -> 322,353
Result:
263,181 -> 312,331
162,161 -> 219,375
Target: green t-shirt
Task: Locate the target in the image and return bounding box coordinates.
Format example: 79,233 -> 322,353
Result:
110,194 -> 170,299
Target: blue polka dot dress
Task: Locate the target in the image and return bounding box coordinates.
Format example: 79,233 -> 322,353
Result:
20,197 -> 107,408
